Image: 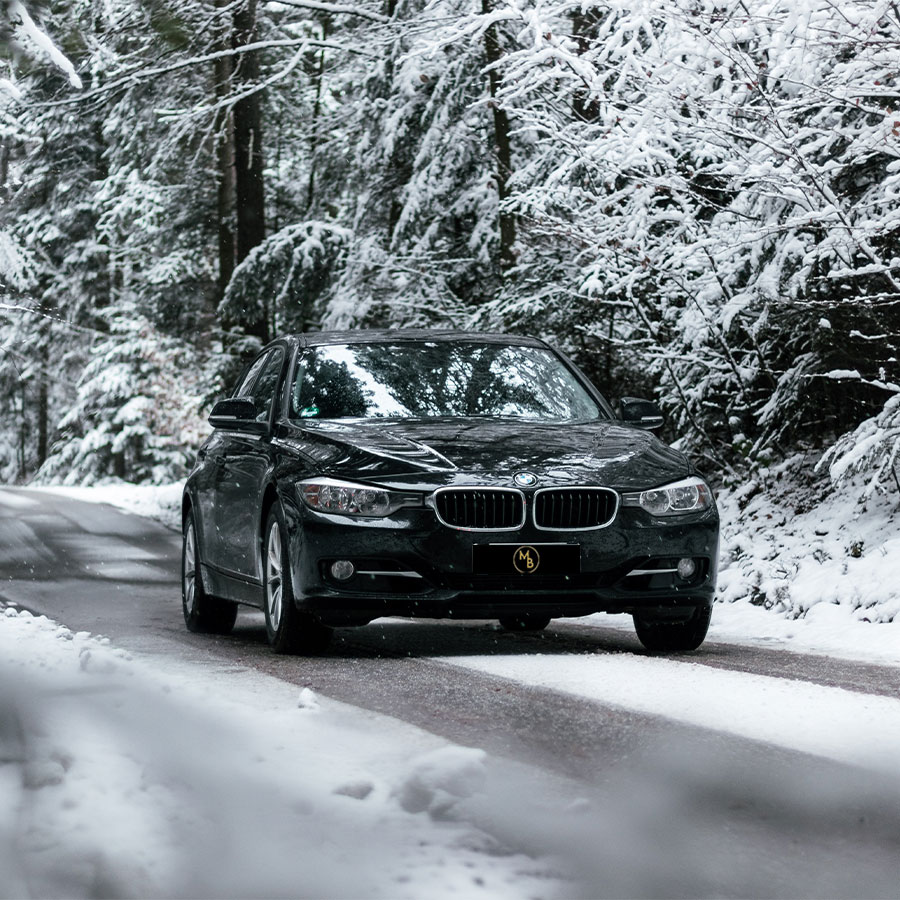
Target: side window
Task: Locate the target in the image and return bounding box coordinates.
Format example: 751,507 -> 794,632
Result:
290,352 -> 311,418
250,348 -> 285,422
233,352 -> 269,399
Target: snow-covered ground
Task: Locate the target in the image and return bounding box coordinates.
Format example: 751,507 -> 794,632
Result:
9,603 -> 899,900
1,608 -> 559,899
713,456 -> 900,666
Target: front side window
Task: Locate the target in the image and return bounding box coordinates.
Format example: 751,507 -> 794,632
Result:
234,352 -> 269,399
289,342 -> 604,422
249,348 -> 285,422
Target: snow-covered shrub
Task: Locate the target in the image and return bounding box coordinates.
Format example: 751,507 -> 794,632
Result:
35,313 -> 207,485
220,221 -> 352,337
820,388 -> 900,498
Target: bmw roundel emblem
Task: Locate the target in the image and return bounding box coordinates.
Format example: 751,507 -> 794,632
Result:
514,472 -> 538,488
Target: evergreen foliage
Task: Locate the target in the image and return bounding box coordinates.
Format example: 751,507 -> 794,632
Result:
35,310 -> 205,485
1,0 -> 898,494
221,220 -> 352,335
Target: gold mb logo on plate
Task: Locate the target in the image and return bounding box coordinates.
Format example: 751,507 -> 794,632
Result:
513,545 -> 541,574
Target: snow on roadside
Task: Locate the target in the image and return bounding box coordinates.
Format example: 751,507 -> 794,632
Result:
27,482 -> 184,531
440,652 -> 900,778
0,607 -> 560,900
711,456 -> 900,665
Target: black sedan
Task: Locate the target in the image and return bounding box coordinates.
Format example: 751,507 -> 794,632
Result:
181,330 -> 719,654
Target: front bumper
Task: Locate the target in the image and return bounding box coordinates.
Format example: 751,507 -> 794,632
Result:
283,496 -> 719,625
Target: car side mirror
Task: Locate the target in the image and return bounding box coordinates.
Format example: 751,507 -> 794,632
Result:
208,398 -> 268,434
619,397 -> 664,430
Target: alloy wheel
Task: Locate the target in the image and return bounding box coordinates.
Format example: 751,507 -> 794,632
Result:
183,521 -> 197,616
266,520 -> 284,631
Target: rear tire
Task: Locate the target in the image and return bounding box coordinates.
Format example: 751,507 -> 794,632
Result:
182,511 -> 238,635
633,605 -> 711,652
498,614 -> 551,632
263,506 -> 332,655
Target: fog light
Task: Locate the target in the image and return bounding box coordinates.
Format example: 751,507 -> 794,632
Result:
677,557 -> 697,580
330,560 -> 355,581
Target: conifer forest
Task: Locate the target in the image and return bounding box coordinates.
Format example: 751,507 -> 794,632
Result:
1,0 -> 899,493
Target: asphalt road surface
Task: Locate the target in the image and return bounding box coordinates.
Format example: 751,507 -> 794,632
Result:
2,488 -> 899,898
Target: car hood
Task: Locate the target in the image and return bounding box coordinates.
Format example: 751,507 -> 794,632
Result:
277,418 -> 694,491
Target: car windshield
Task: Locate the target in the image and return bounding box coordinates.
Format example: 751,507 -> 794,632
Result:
289,341 -> 605,422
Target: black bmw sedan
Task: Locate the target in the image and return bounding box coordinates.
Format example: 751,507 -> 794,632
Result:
182,330 -> 719,654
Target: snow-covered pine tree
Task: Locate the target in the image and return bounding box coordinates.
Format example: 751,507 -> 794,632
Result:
465,0 -> 900,473
324,0 -> 523,329
2,0 -> 223,483
34,307 -> 205,485
0,0 -> 98,481
219,219 -> 352,338
0,225 -> 37,481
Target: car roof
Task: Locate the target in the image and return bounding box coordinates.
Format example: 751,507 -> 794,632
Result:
289,329 -> 549,349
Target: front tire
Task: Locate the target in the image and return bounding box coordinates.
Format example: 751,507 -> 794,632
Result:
182,511 -> 238,635
633,605 -> 711,652
263,506 -> 332,655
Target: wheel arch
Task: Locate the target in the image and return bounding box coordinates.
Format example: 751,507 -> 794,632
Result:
260,482 -> 281,532
258,482 -> 282,569
181,490 -> 194,529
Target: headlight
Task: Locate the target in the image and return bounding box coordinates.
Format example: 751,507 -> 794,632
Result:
297,478 -> 420,517
621,476 -> 714,517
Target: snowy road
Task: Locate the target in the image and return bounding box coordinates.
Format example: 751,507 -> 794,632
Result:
2,487 -> 900,898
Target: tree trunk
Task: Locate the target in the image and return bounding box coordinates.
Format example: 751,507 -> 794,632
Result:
17,383 -> 26,483
232,0 -> 266,259
0,139 -> 8,200
214,0 -> 236,303
481,0 -> 515,273
306,44 -> 327,212
231,0 -> 268,340
37,343 -> 48,469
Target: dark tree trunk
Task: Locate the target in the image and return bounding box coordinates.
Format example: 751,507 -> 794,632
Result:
231,0 -> 268,340
214,0 -> 236,303
17,383 -> 26,483
306,45 -> 327,212
232,0 -> 266,259
481,0 -> 515,273
0,139 -> 8,200
37,343 -> 48,468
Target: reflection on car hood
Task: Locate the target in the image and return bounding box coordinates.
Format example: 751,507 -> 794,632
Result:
280,418 -> 693,490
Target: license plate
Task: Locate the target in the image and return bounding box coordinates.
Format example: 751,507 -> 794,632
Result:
472,543 -> 580,576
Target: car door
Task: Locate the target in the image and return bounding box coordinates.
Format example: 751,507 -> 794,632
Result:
213,346 -> 287,582
199,351 -> 270,573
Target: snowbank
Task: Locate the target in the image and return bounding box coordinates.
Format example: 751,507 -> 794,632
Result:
713,457 -> 900,664
444,651 -> 900,778
28,482 -> 183,531
0,608 -> 554,899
